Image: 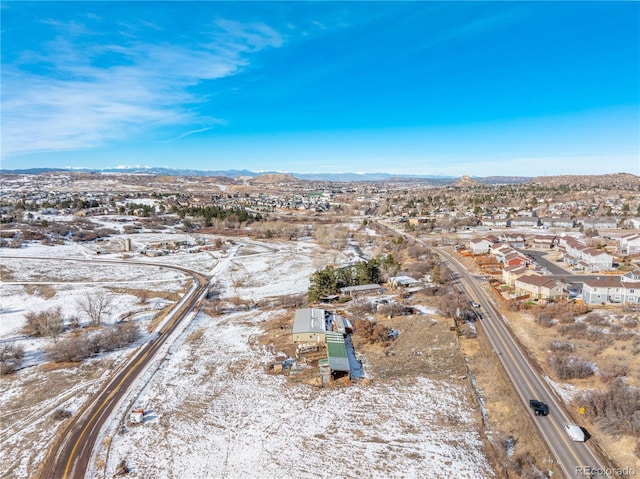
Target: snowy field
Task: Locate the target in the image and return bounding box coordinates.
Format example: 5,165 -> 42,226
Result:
102,308 -> 493,479
0,222 -> 493,478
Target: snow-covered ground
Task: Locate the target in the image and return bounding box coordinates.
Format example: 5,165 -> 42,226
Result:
1,222 -> 494,478
102,308 -> 493,479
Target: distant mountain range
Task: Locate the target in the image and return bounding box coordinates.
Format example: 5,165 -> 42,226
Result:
1,166 -> 532,184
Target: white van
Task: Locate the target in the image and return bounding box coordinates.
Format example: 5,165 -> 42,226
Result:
564,422 -> 586,442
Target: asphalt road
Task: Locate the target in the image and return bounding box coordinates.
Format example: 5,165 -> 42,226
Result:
525,250 -> 572,275
11,256 -> 211,479
437,247 -> 612,479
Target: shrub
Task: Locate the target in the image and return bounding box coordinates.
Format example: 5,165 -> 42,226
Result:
534,311 -> 555,328
53,408 -> 72,420
353,318 -> 393,346
548,353 -> 595,380
548,341 -> 574,353
377,302 -> 408,318
600,363 -> 630,383
23,307 -> 64,341
95,323 -> 140,352
350,299 -> 375,315
47,336 -> 92,362
0,343 -> 25,374
582,379 -> 640,436
557,322 -> 588,339
584,312 -> 608,326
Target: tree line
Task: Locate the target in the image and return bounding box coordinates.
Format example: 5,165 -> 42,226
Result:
307,254 -> 400,302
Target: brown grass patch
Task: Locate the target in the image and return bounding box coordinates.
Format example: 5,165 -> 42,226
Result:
23,284 -> 56,299
108,287 -> 182,303
186,327 -> 206,344
147,304 -> 173,332
39,361 -> 82,371
0,264 -> 15,281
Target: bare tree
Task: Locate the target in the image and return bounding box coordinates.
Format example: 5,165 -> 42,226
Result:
42,307 -> 64,342
78,291 -> 114,327
23,307 -> 64,341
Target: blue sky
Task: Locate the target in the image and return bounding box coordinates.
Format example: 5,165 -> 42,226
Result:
2,1 -> 639,176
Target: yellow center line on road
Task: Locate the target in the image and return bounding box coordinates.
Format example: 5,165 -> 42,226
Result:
63,346 -> 154,479
441,250 -> 592,476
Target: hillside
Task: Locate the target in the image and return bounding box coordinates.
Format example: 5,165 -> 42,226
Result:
249,173 -> 301,184
450,175 -> 483,188
528,173 -> 640,189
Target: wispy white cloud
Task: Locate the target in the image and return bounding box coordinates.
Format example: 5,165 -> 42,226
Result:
163,126 -> 221,144
2,16 -> 282,158
402,8 -> 522,57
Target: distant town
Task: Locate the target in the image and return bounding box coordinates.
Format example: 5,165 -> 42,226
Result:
1,170 -> 639,479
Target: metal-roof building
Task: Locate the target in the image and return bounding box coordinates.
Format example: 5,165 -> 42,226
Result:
325,332 -> 350,373
292,308 -> 327,343
339,284 -> 384,296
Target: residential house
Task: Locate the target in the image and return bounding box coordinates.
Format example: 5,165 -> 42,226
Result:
509,217 -> 541,228
498,233 -> 526,248
502,265 -> 529,287
557,236 -> 613,271
388,275 -> 420,289
582,275 -> 640,305
481,215 -> 509,228
618,233 -> 640,255
514,274 -> 564,300
624,218 -> 640,229
580,217 -> 618,230
504,252 -> 530,267
541,217 -> 576,229
531,234 -> 557,249
469,237 -> 494,254
581,248 -> 613,272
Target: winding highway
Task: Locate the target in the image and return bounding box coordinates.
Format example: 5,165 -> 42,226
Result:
436,247 -> 612,479
1,256 -> 210,479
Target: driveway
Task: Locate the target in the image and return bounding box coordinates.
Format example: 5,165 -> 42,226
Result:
524,250 -> 571,275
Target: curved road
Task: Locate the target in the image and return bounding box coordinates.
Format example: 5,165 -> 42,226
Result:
1,256 -> 210,479
437,247 -> 611,479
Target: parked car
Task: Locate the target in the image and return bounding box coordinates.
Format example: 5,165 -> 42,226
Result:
529,399 -> 549,416
564,422 -> 586,442
471,301 -> 480,309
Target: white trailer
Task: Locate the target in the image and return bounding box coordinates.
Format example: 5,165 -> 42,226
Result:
563,422 -> 586,442
129,408 -> 144,424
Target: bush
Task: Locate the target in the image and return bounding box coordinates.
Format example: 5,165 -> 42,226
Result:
548,353 -> 594,380
350,299 -> 375,315
533,302 -> 589,325
582,379 -> 640,436
353,318 -> 393,346
53,408 -> 72,420
377,302 -> 408,318
95,323 -> 140,352
557,322 -> 588,339
23,307 -> 64,341
47,336 -> 93,362
549,341 -> 574,353
534,311 -> 555,328
600,363 -> 630,383
584,312 -> 608,326
0,343 -> 25,374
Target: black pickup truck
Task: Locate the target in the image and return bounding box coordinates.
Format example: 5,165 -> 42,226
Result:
529,399 -> 549,416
